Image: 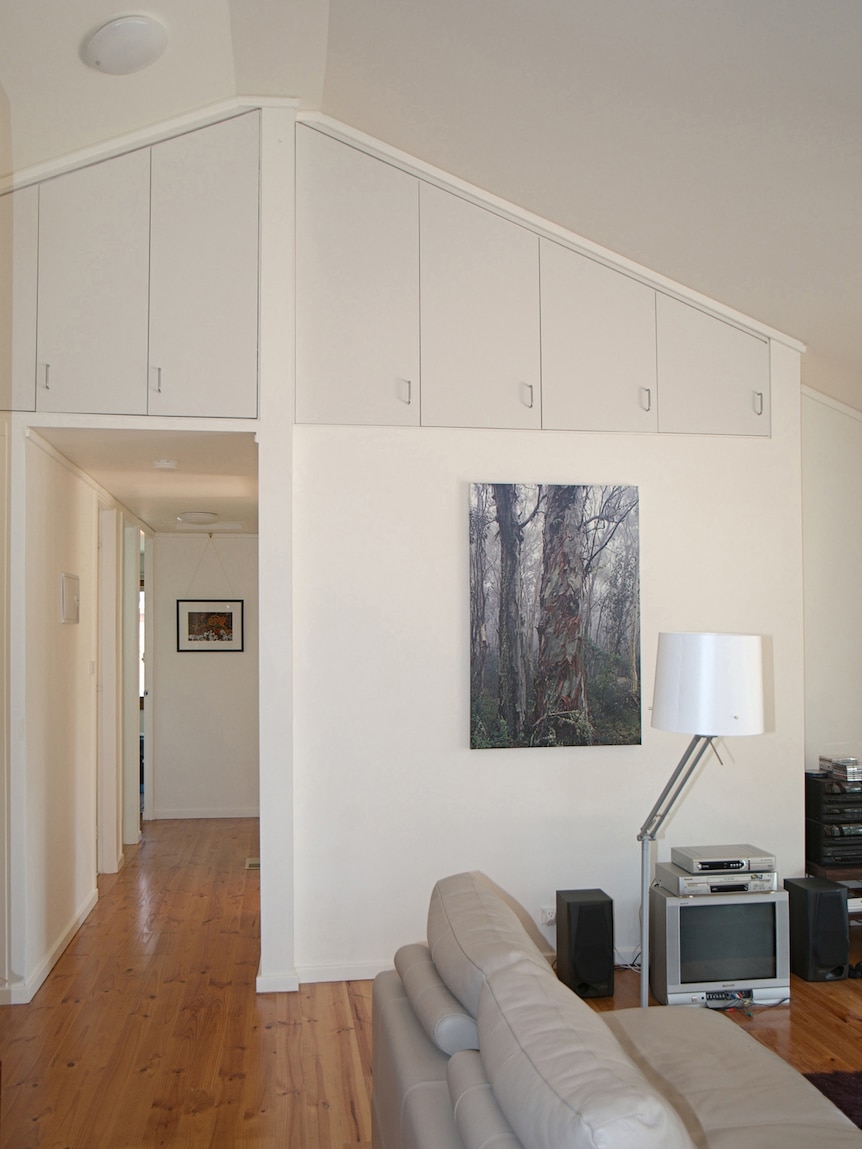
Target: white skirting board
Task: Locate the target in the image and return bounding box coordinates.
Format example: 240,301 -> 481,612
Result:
150,806 -> 260,820
1,888 -> 98,1005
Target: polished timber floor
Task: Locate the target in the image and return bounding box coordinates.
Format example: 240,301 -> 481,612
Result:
0,818 -> 860,1148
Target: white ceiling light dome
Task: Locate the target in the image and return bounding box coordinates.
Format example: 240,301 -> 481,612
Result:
177,511 -> 218,525
81,15 -> 168,75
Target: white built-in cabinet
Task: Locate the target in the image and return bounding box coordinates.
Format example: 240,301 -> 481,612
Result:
540,238 -> 657,433
0,185 -> 39,411
149,113 -> 260,418
5,111 -> 259,418
294,124 -> 772,438
656,295 -> 770,435
420,183 -> 540,430
37,149 -> 151,415
295,125 -> 420,426
295,125 -> 540,431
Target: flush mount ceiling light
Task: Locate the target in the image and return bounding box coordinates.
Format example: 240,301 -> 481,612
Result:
177,511 -> 218,525
152,457 -> 178,470
81,15 -> 168,75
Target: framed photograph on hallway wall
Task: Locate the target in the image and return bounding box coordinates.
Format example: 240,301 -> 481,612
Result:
177,599 -> 244,652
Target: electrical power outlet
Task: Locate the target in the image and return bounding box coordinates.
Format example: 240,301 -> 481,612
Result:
540,905 -> 556,925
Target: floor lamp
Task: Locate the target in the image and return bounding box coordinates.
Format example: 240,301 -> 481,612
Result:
638,632 -> 765,1008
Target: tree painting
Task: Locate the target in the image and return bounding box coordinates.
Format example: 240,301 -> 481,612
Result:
470,483 -> 641,749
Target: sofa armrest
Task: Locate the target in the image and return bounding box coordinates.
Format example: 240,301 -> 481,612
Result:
395,943 -> 479,1054
448,1049 -> 522,1149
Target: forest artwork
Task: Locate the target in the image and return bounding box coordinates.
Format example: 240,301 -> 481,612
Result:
470,483 -> 641,749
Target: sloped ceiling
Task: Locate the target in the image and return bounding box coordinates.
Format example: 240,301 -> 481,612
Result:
1,0 -> 859,418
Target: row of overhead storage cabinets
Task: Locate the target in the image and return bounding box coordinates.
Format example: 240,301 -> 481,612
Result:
295,123 -> 770,436
0,112 -> 260,418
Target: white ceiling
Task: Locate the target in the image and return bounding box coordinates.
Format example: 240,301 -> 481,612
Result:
35,427 -> 259,533
2,0 -> 860,532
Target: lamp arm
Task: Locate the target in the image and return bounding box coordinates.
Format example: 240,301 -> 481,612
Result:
638,733 -> 714,1008
637,735 -> 714,842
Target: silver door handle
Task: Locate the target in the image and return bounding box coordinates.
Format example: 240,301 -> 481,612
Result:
523,382 -> 534,409
641,387 -> 652,412
753,391 -> 764,416
44,363 -> 51,390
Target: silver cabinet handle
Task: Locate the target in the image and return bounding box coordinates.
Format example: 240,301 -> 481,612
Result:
44,363 -> 51,390
641,386 -> 652,412
406,379 -> 412,406
754,390 -> 764,416
157,366 -> 163,394
523,382 -> 534,409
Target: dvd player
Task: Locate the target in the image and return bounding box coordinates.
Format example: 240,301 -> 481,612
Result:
671,844 -> 776,874
655,861 -> 779,896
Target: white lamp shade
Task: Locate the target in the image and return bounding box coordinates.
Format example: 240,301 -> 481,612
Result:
651,632 -> 764,736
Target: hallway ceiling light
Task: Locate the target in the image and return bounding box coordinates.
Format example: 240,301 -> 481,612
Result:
81,15 -> 168,75
152,457 -> 178,470
177,520 -> 244,532
177,511 -> 218,525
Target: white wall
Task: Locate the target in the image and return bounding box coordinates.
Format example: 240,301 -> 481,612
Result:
16,434 -> 99,998
285,341 -> 805,981
801,390 -> 862,767
152,533 -> 259,818
0,414 -> 8,988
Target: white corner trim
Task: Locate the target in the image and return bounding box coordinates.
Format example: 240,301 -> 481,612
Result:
801,385 -> 862,422
2,98 -> 294,193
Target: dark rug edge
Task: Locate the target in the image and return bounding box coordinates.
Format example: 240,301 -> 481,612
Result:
805,1070 -> 862,1130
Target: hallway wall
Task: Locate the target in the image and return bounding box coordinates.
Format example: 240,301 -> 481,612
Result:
17,434 -> 99,997
151,533 -> 259,818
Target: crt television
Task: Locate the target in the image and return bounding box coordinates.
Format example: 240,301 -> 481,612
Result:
649,884 -> 790,1006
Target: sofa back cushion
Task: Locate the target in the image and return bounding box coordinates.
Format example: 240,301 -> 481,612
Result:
427,872 -> 550,1017
478,959 -> 696,1149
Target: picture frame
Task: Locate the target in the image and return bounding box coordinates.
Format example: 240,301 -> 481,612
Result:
177,599 -> 244,652
470,482 -> 641,749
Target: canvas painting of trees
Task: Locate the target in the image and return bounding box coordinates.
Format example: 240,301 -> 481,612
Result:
470,483 -> 641,749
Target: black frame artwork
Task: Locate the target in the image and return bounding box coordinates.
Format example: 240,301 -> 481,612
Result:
177,599 -> 244,652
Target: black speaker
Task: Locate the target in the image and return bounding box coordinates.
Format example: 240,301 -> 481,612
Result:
784,877 -> 849,981
556,888 -> 614,998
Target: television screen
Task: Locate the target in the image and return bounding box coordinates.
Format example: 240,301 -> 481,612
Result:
679,901 -> 776,982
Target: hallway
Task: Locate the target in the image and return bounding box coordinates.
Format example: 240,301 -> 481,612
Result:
0,819 -> 373,1148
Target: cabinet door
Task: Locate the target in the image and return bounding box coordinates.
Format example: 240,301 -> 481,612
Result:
420,184 -> 540,430
295,126 -> 420,426
37,150 -> 150,414
540,239 -> 657,432
149,112 -> 260,418
657,295 -> 770,435
0,185 -> 38,411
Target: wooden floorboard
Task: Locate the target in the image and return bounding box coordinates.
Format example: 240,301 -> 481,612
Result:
1,817 -> 860,1147
0,820 -> 373,1149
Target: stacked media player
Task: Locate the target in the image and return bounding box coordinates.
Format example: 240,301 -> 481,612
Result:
650,844 -> 791,1007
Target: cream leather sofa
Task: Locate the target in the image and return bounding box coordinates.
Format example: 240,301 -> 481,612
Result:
372,871 -> 861,1149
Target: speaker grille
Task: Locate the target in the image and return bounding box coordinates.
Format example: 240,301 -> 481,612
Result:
556,889 -> 614,998
784,877 -> 849,981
